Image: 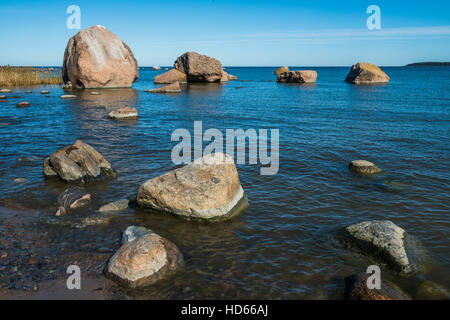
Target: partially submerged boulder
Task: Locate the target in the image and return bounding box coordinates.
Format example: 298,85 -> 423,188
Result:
344,273 -> 409,300
153,69 -> 187,84
274,66 -> 289,75
43,140 -> 116,183
0,89 -> 12,93
105,229 -> 183,288
345,62 -> 390,84
62,25 -> 139,88
220,71 -> 238,82
174,51 -> 223,83
277,70 -> 317,83
56,186 -> 91,215
146,82 -> 181,93
97,199 -> 130,213
108,107 -> 138,120
339,220 -> 414,274
16,102 -> 31,108
136,153 -> 248,221
348,160 -> 381,175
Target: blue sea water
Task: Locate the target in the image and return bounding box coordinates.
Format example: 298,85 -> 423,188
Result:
0,66 -> 449,298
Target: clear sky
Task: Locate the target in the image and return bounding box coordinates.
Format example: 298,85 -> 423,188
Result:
0,0 -> 449,66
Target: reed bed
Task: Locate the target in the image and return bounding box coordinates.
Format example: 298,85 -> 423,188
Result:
0,66 -> 63,86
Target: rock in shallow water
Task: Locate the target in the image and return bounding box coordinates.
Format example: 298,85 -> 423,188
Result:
277,70 -> 317,83
43,140 -> 116,183
274,66 -> 289,75
348,160 -> 381,175
344,272 -> 409,300
16,102 -> 31,108
174,51 -> 223,83
60,95 -> 77,99
340,220 -> 415,274
58,186 -> 91,211
136,153 -> 248,221
105,231 -> 183,288
121,226 -> 154,244
345,62 -> 390,84
108,107 -> 138,119
146,82 -> 181,93
62,25 -> 139,89
97,199 -> 130,213
153,69 -> 187,84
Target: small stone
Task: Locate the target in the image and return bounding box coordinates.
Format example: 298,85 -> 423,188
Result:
0,89 -> 12,93
97,199 -> 130,213
40,90 -> 50,94
348,160 -> 381,175
26,90 -> 32,93
55,206 -> 67,216
28,257 -> 39,265
145,82 -> 181,93
1,252 -> 7,259
109,107 -> 138,120
16,102 -> 31,108
0,95 -> 6,99
14,178 -> 27,183
60,95 -> 77,99
90,91 -> 101,95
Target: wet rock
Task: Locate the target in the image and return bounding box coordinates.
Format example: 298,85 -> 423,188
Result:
55,206 -> 67,216
26,90 -> 32,93
40,91 -> 50,94
97,199 -> 130,213
153,69 -> 187,84
146,82 -> 181,93
345,62 -> 390,84
174,51 -> 223,83
62,25 -> 139,89
61,81 -> 72,89
274,66 -> 289,75
108,107 -> 138,120
137,153 -> 248,221
0,95 -> 6,99
16,102 -> 31,108
348,160 -> 381,175
277,70 -> 317,83
340,220 -> 414,273
14,178 -> 27,183
0,89 -> 12,93
416,280 -> 450,300
60,95 -> 77,99
344,272 -> 409,300
43,140 -> 116,183
121,225 -> 154,244
90,91 -> 101,95
58,186 -> 92,212
105,232 -> 183,288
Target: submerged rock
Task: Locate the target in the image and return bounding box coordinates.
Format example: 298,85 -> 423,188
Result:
97,199 -> 130,213
274,66 -> 289,75
344,273 -> 409,300
62,25 -> 139,89
60,95 -> 77,99
121,225 -> 154,244
0,89 -> 12,93
58,186 -> 92,211
174,51 -> 223,83
348,160 -> 381,175
153,69 -> 187,84
137,153 -> 248,221
416,280 -> 450,300
108,107 -> 138,120
146,82 -> 181,93
340,220 -> 414,274
43,140 -> 116,183
345,62 -> 390,84
0,95 -> 6,99
276,70 -> 317,83
105,232 -> 183,288
16,102 -> 31,108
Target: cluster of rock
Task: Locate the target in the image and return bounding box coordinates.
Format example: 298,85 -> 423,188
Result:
153,51 -> 238,85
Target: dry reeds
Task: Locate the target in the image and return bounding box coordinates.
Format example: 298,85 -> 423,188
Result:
0,66 -> 62,86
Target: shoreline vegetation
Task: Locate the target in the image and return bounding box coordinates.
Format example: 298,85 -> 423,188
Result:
0,66 -> 63,86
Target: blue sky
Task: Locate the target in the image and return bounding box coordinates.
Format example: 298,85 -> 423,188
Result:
0,0 -> 449,66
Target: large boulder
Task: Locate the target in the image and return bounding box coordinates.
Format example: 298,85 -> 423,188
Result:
153,69 -> 187,84
277,70 -> 317,83
62,25 -> 139,89
274,66 -> 289,75
339,220 -> 414,274
105,228 -> 183,288
174,51 -> 223,83
345,62 -> 390,84
43,140 -> 116,183
344,273 -> 409,300
137,153 -> 248,220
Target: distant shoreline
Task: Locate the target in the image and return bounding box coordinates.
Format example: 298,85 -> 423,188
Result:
406,62 -> 450,67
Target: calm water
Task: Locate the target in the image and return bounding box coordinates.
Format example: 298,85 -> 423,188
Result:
0,67 -> 449,299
